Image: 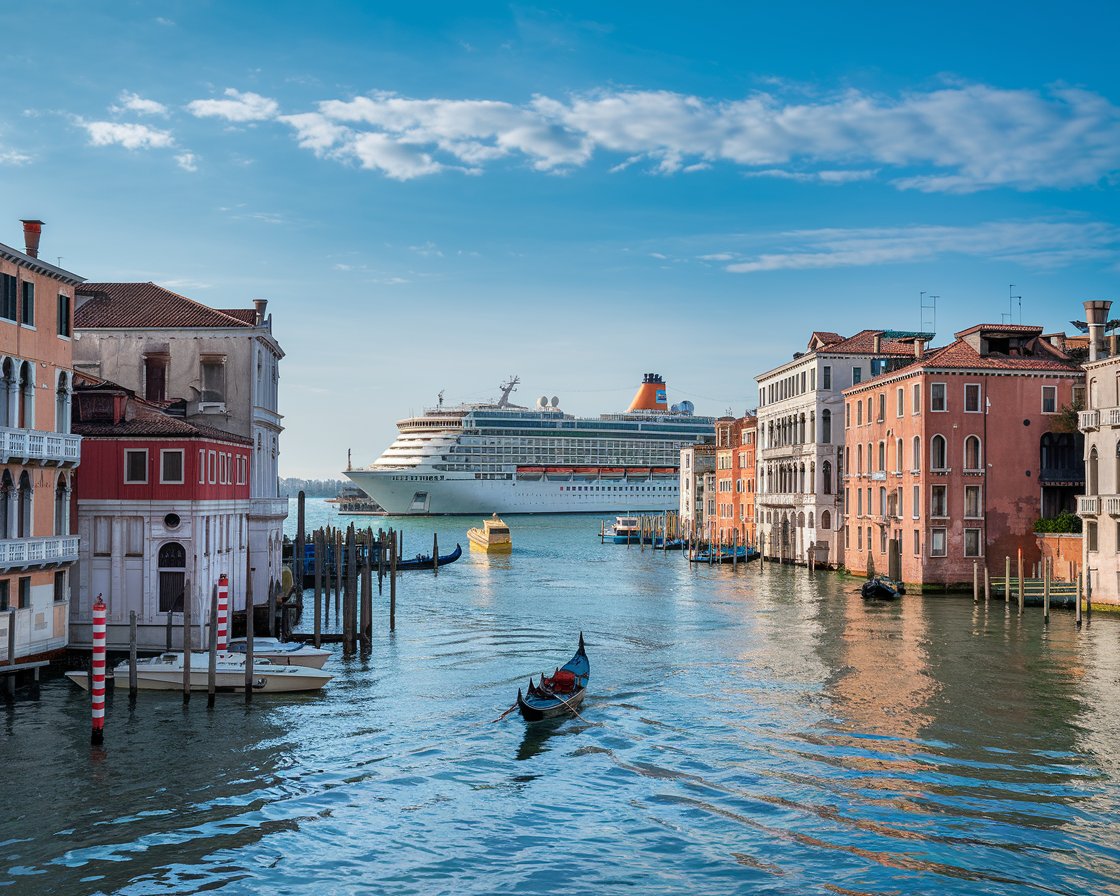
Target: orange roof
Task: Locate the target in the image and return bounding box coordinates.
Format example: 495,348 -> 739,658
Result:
76,282 -> 256,329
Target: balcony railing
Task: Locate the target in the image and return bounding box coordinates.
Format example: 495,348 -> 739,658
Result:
0,535 -> 79,570
0,427 -> 81,467
1079,410 -> 1100,431
250,496 -> 290,518
871,471 -> 886,481
1077,495 -> 1101,516
1105,496 -> 1120,516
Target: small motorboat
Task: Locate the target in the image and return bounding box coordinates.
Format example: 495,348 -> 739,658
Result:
861,577 -> 901,601
655,538 -> 687,551
467,513 -> 512,553
226,637 -> 330,669
395,543 -> 463,571
689,545 -> 759,564
517,634 -> 590,722
66,652 -> 333,693
608,516 -> 640,544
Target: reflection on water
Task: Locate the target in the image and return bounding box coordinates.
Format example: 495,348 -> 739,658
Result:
2,502 -> 1119,895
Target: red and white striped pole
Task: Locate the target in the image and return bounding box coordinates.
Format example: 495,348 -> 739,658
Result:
216,574 -> 229,652
91,594 -> 106,746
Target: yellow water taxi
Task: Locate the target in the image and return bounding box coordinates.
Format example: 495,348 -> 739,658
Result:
467,513 -> 512,553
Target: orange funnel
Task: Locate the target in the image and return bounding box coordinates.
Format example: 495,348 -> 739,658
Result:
628,373 -> 668,412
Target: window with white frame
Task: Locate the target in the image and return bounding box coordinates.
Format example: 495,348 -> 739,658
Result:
200,355 -> 226,405
931,382 -> 947,411
965,485 -> 982,518
912,382 -> 921,415
964,383 -> 981,413
964,528 -> 982,557
1042,385 -> 1057,414
931,484 -> 947,517
912,485 -> 920,519
160,449 -> 184,484
124,449 -> 148,484
930,528 -> 947,556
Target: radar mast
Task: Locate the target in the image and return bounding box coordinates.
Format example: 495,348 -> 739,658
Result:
497,376 -> 520,408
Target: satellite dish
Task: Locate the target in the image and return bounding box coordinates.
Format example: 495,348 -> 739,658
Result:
679,400 -> 695,415
670,403 -> 680,413
550,396 -> 559,407
537,396 -> 548,408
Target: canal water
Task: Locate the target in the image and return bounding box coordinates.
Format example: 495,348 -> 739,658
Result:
2,500 -> 1119,895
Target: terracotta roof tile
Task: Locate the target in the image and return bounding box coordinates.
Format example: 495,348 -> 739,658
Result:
75,282 -> 255,329
218,308 -> 258,324
820,329 -> 916,356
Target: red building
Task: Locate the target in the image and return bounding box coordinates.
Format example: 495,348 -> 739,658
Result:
713,414 -> 757,545
71,378 -> 251,650
841,324 -> 1083,588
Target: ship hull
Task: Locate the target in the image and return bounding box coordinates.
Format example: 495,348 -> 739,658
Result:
345,468 -> 680,516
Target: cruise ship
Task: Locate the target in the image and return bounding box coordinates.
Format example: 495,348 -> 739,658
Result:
345,374 -> 715,515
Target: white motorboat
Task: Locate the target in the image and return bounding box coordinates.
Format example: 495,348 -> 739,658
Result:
65,652 -> 332,693
226,637 -> 331,669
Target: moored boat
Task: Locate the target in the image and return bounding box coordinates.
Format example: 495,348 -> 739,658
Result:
608,516 -> 640,543
66,652 -> 333,693
861,577 -> 901,601
516,634 -> 590,722
689,545 -> 759,564
467,513 -> 512,553
395,542 -> 463,570
226,637 -> 330,669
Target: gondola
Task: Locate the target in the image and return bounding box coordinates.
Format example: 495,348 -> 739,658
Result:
516,634 -> 590,722
655,538 -> 687,551
861,576 -> 901,600
689,545 -> 760,564
394,543 -> 463,571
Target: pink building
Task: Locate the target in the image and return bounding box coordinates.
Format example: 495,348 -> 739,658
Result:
841,324 -> 1083,589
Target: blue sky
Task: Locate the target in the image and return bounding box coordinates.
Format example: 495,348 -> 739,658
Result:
1,2 -> 1117,477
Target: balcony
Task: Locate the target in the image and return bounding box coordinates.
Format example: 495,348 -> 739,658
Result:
0,535 -> 79,570
871,471 -> 886,481
759,494 -> 797,507
0,427 -> 81,467
1077,495 -> 1101,516
250,496 -> 290,519
1105,496 -> 1120,516
1079,410 -> 1100,431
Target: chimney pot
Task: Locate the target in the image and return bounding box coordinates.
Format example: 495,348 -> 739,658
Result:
20,219 -> 44,259
252,298 -> 268,325
872,334 -> 881,353
1084,300 -> 1112,362
914,339 -> 924,359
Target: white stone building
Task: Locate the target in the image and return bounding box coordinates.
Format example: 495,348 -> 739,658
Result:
755,330 -> 925,566
679,440 -> 715,535
72,284 -> 286,608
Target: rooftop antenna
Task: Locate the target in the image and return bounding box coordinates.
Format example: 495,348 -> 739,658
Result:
920,292 -> 937,336
437,389 -> 444,408
1003,284 -> 1022,324
497,375 -> 520,408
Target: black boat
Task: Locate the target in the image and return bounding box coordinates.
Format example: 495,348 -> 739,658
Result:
394,543 -> 463,571
516,634 -> 590,722
861,576 -> 901,600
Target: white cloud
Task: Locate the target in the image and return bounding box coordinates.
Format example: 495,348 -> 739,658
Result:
175,152 -> 198,172
81,120 -> 174,150
0,148 -> 31,165
187,88 -> 279,122
720,220 -> 1120,273
113,91 -> 168,116
213,81 -> 1120,189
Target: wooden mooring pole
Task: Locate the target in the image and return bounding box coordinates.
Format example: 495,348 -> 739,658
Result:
1076,571 -> 1083,628
207,584 -> 218,707
1043,557 -> 1051,625
313,529 -> 323,648
361,528 -> 373,650
1017,549 -> 1024,616
390,528 -> 398,632
244,554 -> 255,703
182,578 -> 192,705
128,610 -> 138,701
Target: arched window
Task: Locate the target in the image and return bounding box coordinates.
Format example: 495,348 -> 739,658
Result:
54,474 -> 69,535
0,357 -> 12,427
1088,447 -> 1099,495
0,470 -> 12,538
822,409 -> 832,444
895,438 -> 903,473
877,441 -> 885,471
912,435 -> 921,471
808,512 -> 815,528
857,402 -> 863,425
17,471 -> 32,537
18,361 -> 33,429
158,542 -> 187,613
821,510 -> 832,530
823,460 -> 832,495
931,434 -> 947,471
856,444 -> 863,473
56,371 -> 71,434
964,435 -> 982,471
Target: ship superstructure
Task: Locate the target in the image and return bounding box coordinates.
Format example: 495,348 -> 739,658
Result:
345,374 -> 715,515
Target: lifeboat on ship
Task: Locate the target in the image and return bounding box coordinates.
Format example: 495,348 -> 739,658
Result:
599,468 -> 625,480
545,467 -> 575,481
516,466 -> 545,481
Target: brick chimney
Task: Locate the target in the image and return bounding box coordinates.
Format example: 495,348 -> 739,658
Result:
872,334 -> 881,353
20,219 -> 43,258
